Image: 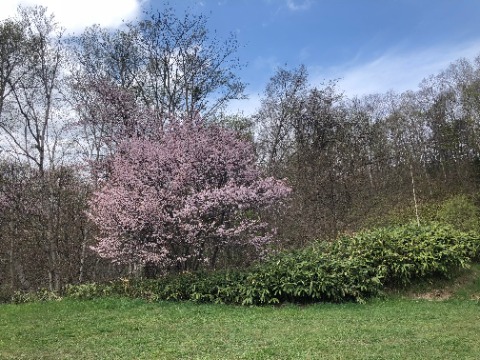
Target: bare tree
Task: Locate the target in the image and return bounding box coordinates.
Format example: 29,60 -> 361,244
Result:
0,7 -> 95,293
254,65 -> 308,175
69,5 -> 246,133
0,18 -> 25,121
0,6 -> 68,173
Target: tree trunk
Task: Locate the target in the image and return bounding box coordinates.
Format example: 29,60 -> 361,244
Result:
409,163 -> 420,227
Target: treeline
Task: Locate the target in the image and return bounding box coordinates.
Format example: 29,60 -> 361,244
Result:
255,62 -> 480,245
1,5 -> 480,295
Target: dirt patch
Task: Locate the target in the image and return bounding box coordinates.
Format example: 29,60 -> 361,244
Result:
407,266 -> 480,301
412,289 -> 453,301
469,293 -> 480,301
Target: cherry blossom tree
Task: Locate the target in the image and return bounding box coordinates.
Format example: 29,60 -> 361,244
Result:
89,119 -> 291,273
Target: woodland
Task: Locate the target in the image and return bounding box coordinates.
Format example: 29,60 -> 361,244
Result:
1,4 -> 480,300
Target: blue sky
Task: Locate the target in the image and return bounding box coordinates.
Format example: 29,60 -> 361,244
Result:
2,0 -> 480,115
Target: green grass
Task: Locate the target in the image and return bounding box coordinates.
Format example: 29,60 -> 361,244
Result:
1,297 -> 479,359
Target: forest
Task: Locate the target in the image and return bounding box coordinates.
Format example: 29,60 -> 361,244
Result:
2,4 -> 480,298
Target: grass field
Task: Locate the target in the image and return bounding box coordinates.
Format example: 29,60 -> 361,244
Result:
1,296 -> 479,359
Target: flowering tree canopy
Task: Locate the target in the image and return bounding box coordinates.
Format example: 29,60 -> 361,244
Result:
89,120 -> 291,271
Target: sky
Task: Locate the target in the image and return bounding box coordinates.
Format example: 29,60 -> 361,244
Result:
2,0 -> 480,115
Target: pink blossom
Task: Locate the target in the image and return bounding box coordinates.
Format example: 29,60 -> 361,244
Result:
89,120 -> 291,269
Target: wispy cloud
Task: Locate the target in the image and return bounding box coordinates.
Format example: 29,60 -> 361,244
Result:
226,94 -> 262,117
235,40 -> 480,115
0,0 -> 144,33
252,55 -> 282,72
317,40 -> 480,97
286,0 -> 312,11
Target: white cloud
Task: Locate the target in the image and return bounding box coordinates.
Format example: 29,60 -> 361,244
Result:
226,93 -> 262,117
286,0 -> 312,11
235,40 -> 480,115
0,0 -> 145,33
318,40 -> 480,97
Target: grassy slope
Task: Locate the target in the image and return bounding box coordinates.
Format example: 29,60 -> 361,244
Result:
386,263 -> 480,301
1,297 -> 479,360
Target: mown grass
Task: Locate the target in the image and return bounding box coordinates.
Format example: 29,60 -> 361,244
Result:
1,296 -> 479,359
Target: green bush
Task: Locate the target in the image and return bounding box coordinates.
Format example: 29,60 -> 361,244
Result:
437,195 -> 480,232
10,289 -> 61,304
64,254 -> 382,305
237,248 -> 382,305
221,222 -> 479,304
64,282 -> 115,300
363,194 -> 480,232
331,222 -> 480,287
63,222 -> 480,305
63,271 -> 248,304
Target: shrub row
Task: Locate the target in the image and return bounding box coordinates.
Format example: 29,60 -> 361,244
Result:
61,222 -> 479,305
64,257 -> 382,305
331,222 -> 480,287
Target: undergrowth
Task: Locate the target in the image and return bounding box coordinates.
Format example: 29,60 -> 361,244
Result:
58,222 -> 480,305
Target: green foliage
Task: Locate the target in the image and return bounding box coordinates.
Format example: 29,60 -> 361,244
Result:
10,289 -> 62,304
332,222 -> 480,287
54,222 -> 480,306
64,271 -> 248,304
363,194 -> 480,233
237,248 -> 382,305
64,282 -> 115,300
437,194 -> 480,232
64,258 -> 382,305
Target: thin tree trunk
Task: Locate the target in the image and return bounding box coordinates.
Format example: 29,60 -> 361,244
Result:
78,227 -> 88,283
9,229 -> 30,290
409,163 -> 420,226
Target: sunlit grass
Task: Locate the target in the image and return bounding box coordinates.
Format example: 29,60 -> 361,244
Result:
1,297 -> 479,359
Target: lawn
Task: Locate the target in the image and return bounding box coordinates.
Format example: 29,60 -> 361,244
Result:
1,297 -> 479,359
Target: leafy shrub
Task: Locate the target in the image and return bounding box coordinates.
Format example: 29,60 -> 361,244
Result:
64,282 -> 115,300
213,222 -> 479,303
184,271 -> 247,304
437,195 -> 480,232
331,222 -> 480,287
63,271 -> 247,304
64,254 -> 382,305
237,248 -> 382,305
63,222 -> 480,305
11,289 -> 62,304
363,194 -> 480,232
